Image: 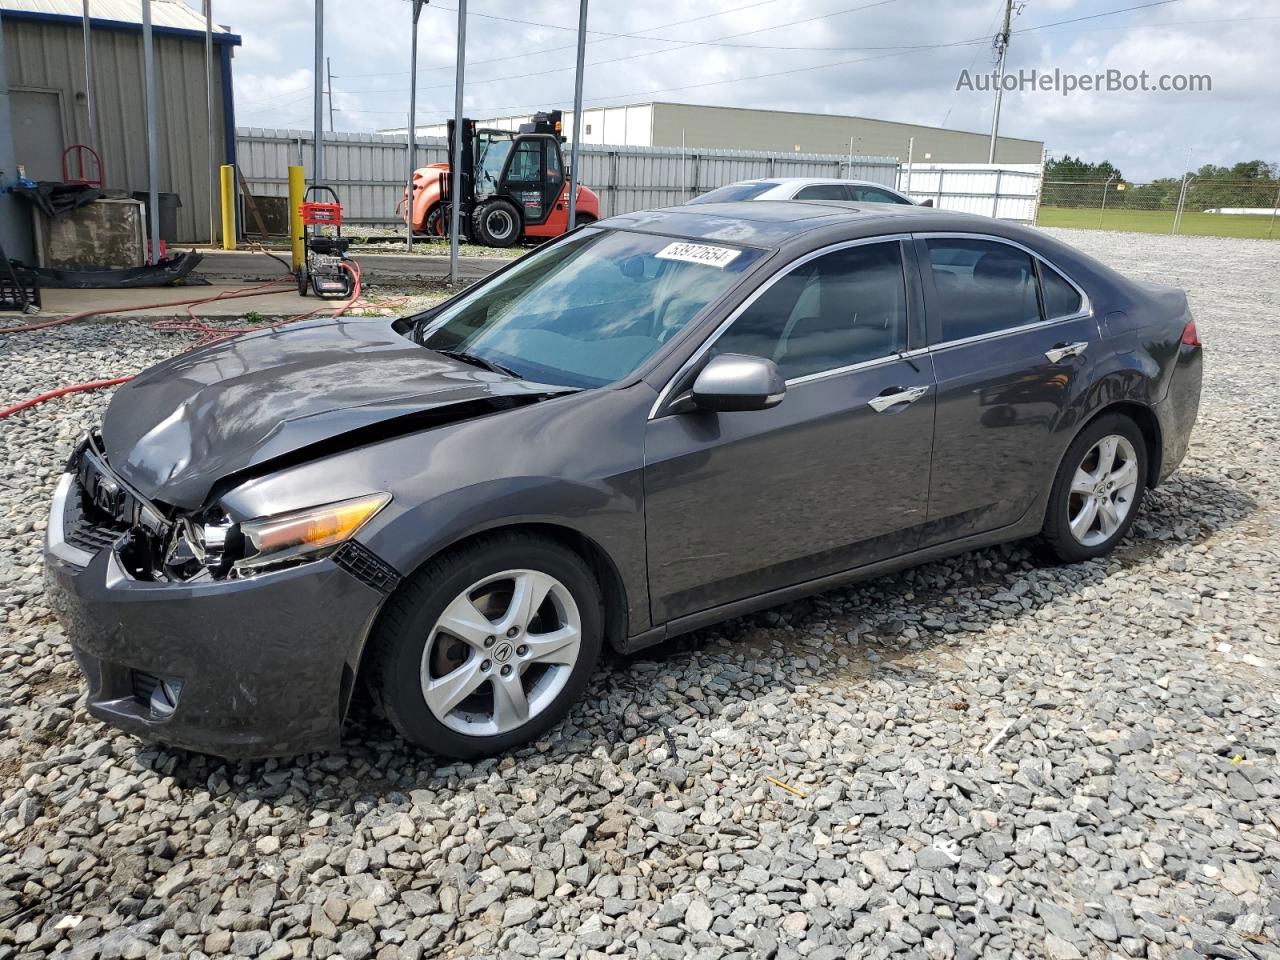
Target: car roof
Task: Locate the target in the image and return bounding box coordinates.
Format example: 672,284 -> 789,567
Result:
763,177 -> 892,187
597,200 -> 985,249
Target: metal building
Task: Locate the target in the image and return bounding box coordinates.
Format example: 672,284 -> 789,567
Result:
392,101 -> 1044,166
0,0 -> 240,243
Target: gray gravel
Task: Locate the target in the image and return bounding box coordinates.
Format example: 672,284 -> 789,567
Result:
1,228 -> 1278,960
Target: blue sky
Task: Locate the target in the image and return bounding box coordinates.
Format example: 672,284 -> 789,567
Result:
215,0 -> 1279,181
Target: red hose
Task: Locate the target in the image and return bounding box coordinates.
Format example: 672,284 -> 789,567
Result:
1,260 -> 366,420
0,377 -> 135,419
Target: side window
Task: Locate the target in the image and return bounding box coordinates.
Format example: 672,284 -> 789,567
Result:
925,238 -> 1040,342
1040,262 -> 1083,318
713,241 -> 908,381
794,183 -> 850,201
506,141 -> 541,181
852,186 -> 909,204
545,142 -> 562,182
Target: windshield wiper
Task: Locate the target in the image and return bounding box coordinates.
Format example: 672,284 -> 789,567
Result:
434,348 -> 521,379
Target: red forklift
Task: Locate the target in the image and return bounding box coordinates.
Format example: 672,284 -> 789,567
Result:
406,110 -> 600,248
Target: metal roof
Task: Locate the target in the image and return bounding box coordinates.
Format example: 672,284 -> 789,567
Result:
0,0 -> 231,33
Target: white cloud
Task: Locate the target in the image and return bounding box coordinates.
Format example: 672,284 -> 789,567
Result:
209,0 -> 1279,179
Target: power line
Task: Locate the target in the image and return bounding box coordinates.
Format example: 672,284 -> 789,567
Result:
343,0 -> 907,98
339,0 -> 789,78
251,0 -> 1203,130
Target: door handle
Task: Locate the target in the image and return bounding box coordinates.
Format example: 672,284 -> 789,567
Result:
867,384 -> 930,413
1045,341 -> 1088,364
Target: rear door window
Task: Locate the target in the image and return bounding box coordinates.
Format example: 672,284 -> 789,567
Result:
924,238 -> 1041,342
794,183 -> 851,201
850,186 -> 910,204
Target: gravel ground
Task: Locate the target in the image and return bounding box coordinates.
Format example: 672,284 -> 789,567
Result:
1,229 -> 1278,960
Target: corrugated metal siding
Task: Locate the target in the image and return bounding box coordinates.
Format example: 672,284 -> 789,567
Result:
650,102 -> 1044,165
0,0 -> 224,33
237,128 -> 903,224
2,16 -> 226,242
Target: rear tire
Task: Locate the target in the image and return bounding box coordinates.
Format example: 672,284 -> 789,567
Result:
472,199 -> 521,248
367,532 -> 603,759
425,204 -> 448,238
296,265 -> 308,297
1039,413 -> 1147,563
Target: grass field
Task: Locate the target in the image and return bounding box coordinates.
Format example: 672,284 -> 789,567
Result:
1037,205 -> 1280,239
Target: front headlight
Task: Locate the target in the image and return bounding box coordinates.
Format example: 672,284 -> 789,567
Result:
233,493 -> 391,573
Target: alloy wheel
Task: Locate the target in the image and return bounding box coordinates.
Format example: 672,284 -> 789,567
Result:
420,569 -> 581,736
1067,434 -> 1140,546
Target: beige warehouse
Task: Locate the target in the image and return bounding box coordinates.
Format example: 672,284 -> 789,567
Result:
395,101 -> 1044,165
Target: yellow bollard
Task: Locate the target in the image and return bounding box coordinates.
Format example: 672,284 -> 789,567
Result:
219,164 -> 236,250
288,165 -> 305,271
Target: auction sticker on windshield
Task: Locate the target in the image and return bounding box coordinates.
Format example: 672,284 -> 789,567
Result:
655,241 -> 742,269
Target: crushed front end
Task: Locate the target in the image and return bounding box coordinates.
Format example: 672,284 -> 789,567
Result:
44,436 -> 396,759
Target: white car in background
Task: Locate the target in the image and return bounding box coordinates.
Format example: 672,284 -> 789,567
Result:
687,177 -> 928,206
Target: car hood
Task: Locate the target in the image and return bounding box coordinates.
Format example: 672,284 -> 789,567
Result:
101,317 -> 569,509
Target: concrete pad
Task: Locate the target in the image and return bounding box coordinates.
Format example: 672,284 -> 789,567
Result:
192,248 -> 506,283
6,282 -> 330,321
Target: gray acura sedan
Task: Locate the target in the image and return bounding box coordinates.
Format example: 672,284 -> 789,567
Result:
45,201 -> 1202,759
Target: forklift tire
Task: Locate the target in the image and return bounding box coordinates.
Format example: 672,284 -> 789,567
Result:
425,206 -> 448,238
472,200 -> 522,248
296,265 -> 309,297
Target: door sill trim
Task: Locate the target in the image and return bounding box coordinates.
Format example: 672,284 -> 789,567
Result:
618,516 -> 1038,654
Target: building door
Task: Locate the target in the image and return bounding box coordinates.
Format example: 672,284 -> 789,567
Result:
11,89 -> 65,181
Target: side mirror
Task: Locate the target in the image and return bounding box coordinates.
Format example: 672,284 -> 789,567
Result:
689,354 -> 786,413
918,198 -> 934,207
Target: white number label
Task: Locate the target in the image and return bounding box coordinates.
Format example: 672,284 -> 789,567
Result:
654,241 -> 742,269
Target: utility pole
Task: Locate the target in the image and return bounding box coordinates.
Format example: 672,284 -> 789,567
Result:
81,1 -> 97,154
204,0 -> 216,245
406,0 -> 426,250
141,0 -> 160,264
313,0 -> 324,185
987,0 -> 1013,164
448,0 -> 466,285
566,0 -> 588,230
326,57 -> 335,132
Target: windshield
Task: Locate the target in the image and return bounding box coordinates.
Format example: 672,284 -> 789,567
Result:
687,181 -> 780,204
418,229 -> 764,388
476,131 -> 513,190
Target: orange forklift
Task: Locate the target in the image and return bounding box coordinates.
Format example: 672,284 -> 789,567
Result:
406,110 -> 600,248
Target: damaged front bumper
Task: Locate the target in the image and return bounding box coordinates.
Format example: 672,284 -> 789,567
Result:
43,447 -> 395,759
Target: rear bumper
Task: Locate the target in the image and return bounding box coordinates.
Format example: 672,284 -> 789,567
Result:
1153,343 -> 1203,483
45,494 -> 387,759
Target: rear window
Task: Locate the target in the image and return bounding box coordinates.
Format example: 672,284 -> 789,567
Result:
687,182 -> 780,204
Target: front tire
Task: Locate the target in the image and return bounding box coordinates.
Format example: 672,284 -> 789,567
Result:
1039,413 -> 1147,562
367,532 -> 603,759
472,199 -> 521,247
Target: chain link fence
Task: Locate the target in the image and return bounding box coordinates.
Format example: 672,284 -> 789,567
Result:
1038,179 -> 1280,239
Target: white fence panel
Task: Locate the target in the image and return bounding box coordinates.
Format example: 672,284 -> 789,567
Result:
235,130 -> 1043,227
236,128 -> 902,225
897,163 -> 1043,223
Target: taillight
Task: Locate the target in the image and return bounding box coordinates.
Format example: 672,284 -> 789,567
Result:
1181,320 -> 1201,347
